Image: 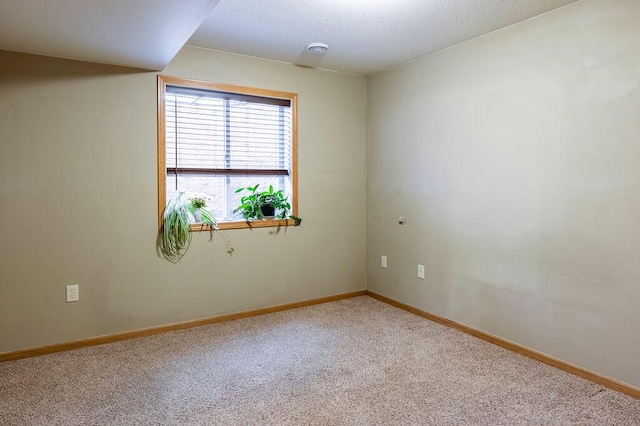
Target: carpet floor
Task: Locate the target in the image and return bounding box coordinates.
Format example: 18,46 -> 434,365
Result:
1,296 -> 639,425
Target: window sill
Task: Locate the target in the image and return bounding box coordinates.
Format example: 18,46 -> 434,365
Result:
189,218 -> 299,231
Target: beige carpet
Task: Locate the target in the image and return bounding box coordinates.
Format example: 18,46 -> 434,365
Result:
1,296 -> 639,425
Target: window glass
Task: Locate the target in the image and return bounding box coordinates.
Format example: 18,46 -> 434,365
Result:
158,76 -> 297,229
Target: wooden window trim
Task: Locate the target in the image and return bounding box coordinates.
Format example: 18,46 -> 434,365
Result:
157,75 -> 298,231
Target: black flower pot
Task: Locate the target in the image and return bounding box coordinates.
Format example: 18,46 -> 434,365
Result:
260,204 -> 275,218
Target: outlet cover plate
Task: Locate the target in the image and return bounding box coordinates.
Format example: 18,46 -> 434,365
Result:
66,285 -> 79,303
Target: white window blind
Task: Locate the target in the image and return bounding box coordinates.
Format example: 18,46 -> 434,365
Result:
158,76 -> 297,225
165,85 -> 293,178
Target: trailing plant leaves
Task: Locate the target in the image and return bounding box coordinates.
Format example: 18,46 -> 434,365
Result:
159,193 -> 233,262
200,208 -> 217,227
160,193 -> 193,263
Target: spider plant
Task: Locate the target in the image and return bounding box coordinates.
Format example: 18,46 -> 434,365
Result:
160,193 -> 192,263
160,193 -> 233,263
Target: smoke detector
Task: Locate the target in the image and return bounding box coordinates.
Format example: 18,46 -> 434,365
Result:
307,42 -> 329,54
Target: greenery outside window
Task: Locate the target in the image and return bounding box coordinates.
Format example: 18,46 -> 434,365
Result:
157,75 -> 298,230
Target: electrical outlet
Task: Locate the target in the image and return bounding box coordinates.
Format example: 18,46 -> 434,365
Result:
381,255 -> 388,269
66,285 -> 79,303
417,265 -> 425,280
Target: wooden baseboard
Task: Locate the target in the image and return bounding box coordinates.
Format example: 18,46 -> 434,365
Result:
366,290 -> 640,400
6,288 -> 637,400
0,290 -> 367,363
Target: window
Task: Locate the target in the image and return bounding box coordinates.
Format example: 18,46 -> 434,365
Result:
157,76 -> 298,230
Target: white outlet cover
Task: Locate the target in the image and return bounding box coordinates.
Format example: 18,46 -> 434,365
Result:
418,265 -> 425,279
381,255 -> 388,269
66,285 -> 79,302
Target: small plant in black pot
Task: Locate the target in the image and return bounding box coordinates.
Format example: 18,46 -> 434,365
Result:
234,184 -> 301,225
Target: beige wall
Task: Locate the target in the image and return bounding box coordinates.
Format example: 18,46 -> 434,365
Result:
2,0 -> 638,391
367,0 -> 640,387
0,47 -> 367,353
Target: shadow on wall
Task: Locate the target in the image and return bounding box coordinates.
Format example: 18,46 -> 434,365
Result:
0,50 -> 150,87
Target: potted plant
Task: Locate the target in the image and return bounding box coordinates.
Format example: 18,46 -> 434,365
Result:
190,197 -> 207,223
233,184 -> 302,225
159,193 -> 233,263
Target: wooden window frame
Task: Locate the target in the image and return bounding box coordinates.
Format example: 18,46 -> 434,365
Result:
157,75 -> 298,231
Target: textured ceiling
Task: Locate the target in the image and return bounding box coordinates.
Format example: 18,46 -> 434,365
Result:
189,0 -> 581,75
0,0 -> 219,70
0,0 -> 581,73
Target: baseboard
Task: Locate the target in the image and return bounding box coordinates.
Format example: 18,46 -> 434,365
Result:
7,288 -> 637,401
0,290 -> 367,363
366,290 -> 640,400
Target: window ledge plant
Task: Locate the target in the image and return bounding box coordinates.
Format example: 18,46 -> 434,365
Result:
159,193 -> 233,263
233,184 -> 302,226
